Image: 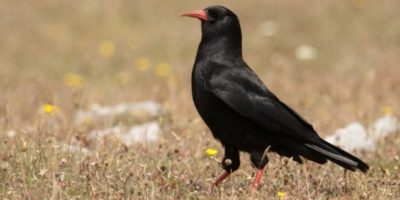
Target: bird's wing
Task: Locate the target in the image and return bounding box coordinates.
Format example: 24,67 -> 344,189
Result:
209,67 -> 321,143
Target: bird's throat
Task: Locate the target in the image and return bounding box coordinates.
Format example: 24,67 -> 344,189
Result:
198,35 -> 242,59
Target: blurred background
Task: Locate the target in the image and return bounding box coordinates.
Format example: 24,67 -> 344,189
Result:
1,0 -> 399,129
0,0 -> 399,199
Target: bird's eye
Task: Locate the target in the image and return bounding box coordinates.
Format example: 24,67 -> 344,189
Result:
207,10 -> 220,20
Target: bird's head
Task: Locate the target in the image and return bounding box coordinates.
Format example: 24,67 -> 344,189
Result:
182,6 -> 241,42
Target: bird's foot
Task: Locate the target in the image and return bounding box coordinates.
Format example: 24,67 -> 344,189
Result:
208,171 -> 230,195
251,169 -> 264,193
213,170 -> 230,187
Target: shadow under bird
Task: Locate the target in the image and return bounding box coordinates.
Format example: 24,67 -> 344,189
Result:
182,5 -> 369,191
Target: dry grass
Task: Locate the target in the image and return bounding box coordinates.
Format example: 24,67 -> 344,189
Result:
1,0 -> 400,199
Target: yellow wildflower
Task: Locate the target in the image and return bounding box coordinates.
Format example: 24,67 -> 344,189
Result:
64,73 -> 84,88
205,148 -> 218,157
277,191 -> 286,198
99,40 -> 115,58
42,103 -> 59,114
155,62 -> 171,77
134,57 -> 151,71
382,106 -> 393,116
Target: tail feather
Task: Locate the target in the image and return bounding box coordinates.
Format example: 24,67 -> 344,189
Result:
305,140 -> 369,173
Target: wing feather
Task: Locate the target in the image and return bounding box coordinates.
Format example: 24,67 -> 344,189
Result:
209,68 -> 320,143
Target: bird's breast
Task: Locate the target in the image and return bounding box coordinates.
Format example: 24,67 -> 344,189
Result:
192,76 -> 261,147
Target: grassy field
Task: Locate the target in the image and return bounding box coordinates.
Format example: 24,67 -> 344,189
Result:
1,0 -> 400,199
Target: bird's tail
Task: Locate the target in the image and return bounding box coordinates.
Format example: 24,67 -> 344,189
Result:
305,140 -> 369,172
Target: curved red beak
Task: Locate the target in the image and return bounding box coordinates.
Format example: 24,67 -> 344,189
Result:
181,10 -> 208,21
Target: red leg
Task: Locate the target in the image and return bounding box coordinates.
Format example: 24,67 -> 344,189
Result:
252,168 -> 265,192
213,171 -> 230,186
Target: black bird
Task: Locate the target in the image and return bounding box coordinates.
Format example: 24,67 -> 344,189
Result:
182,5 -> 369,190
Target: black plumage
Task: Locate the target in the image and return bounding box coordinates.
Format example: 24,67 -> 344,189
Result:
183,5 -> 368,189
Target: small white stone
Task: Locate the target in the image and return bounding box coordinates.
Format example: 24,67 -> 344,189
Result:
369,115 -> 399,141
90,121 -> 161,146
74,101 -> 162,124
6,130 -> 16,138
325,122 -> 375,152
295,45 -> 318,61
258,20 -> 278,37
